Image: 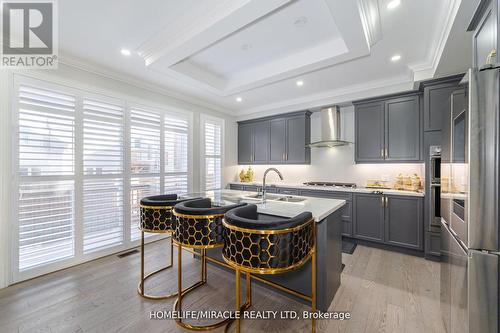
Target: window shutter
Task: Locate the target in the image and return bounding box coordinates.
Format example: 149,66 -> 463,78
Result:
164,115 -> 189,194
130,108 -> 161,174
204,120 -> 222,191
82,98 -> 124,253
18,85 -> 76,270
130,177 -> 161,241
83,99 -> 123,175
130,107 -> 162,240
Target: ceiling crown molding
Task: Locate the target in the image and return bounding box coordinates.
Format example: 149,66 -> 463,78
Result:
236,74 -> 414,120
409,0 -> 462,81
57,53 -> 234,115
357,0 -> 383,47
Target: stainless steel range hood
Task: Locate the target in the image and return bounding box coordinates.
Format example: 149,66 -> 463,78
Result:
308,106 -> 351,148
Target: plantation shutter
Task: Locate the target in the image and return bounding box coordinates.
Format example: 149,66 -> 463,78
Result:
17,85 -> 76,270
204,120 -> 222,191
164,114 -> 189,194
82,98 -> 124,253
130,108 -> 161,240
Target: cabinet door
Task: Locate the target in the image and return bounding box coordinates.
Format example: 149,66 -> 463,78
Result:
238,124 -> 253,164
286,116 -> 309,164
384,196 -> 423,250
473,1 -> 497,68
385,96 -> 420,161
353,194 -> 384,242
424,84 -> 456,132
355,102 -> 385,162
252,121 -> 270,163
269,119 -> 286,163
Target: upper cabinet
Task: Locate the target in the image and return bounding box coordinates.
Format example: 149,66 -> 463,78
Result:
237,111 -> 311,165
422,77 -> 462,132
354,93 -> 421,163
469,0 -> 499,68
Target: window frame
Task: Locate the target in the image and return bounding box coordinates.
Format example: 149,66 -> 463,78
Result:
11,75 -> 194,283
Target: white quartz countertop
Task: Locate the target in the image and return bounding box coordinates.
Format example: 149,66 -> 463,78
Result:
181,189 -> 346,222
228,181 -> 425,197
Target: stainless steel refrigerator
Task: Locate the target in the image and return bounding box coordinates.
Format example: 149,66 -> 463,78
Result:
440,66 -> 500,333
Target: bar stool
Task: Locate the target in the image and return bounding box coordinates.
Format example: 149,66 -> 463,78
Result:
138,194 -> 198,300
172,198 -> 248,331
222,204 -> 316,333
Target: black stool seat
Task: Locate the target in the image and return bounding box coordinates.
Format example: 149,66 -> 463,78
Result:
139,194 -> 196,233
222,204 -> 317,333
223,204 -> 314,274
173,198 -> 246,248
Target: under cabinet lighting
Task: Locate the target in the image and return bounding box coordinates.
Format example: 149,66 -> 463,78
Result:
236,97 -> 243,102
121,48 -> 131,56
296,80 -> 304,87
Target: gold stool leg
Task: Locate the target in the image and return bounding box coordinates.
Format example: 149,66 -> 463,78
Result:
174,246 -> 234,331
312,246 -> 317,333
137,232 -> 176,300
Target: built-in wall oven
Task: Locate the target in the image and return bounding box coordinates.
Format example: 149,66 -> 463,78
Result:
429,146 -> 441,231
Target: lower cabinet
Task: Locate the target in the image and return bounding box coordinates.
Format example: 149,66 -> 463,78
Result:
353,194 -> 385,242
228,184 -> 424,251
299,189 -> 353,237
353,193 -> 423,250
384,195 -> 423,250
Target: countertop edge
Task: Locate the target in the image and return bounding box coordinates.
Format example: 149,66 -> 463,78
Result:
227,181 -> 425,198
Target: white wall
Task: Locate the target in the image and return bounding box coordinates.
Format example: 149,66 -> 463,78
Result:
0,64 -> 238,288
232,106 -> 424,186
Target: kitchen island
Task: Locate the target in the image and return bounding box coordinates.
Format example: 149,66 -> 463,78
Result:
181,189 -> 346,312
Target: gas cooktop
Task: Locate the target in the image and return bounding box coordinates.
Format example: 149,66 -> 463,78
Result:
303,181 -> 357,188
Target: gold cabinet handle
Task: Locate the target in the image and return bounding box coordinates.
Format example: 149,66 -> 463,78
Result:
380,149 -> 384,158
381,196 -> 384,206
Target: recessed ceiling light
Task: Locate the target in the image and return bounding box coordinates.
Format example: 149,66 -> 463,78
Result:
121,48 -> 131,56
391,54 -> 401,62
236,97 -> 243,102
387,0 -> 400,10
293,16 -> 308,28
296,80 -> 304,86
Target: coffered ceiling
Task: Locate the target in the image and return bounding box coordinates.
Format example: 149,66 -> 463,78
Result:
58,0 -> 476,118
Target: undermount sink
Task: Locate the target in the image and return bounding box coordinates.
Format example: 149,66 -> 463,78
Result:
242,193 -> 306,203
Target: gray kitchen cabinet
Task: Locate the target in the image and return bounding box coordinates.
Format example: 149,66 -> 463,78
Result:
469,0 -> 498,68
353,193 -> 423,250
426,231 -> 441,257
286,115 -> 310,164
300,189 -> 353,236
277,187 -> 299,195
253,121 -> 270,163
229,184 -> 245,191
238,124 -> 253,164
385,96 -> 420,161
353,193 -> 385,242
355,102 -> 385,162
354,92 -> 421,163
238,111 -> 311,165
423,82 -> 459,132
384,195 -> 423,250
269,119 -> 286,163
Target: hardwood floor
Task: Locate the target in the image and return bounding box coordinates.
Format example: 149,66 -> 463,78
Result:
0,239 -> 444,333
